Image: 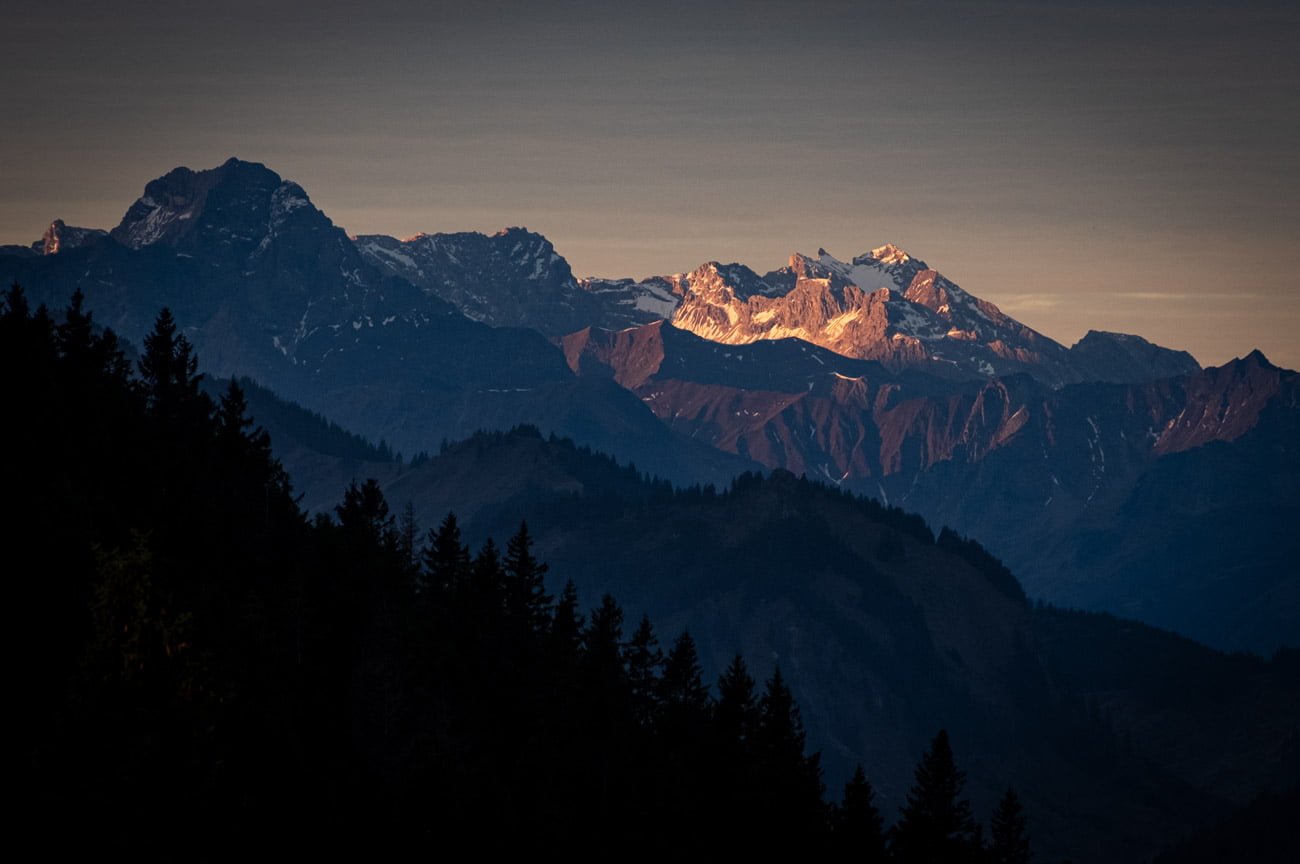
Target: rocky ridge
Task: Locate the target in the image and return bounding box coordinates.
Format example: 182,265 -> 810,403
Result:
617,245 -> 1197,387
388,232 -> 1199,387
353,227 -> 607,336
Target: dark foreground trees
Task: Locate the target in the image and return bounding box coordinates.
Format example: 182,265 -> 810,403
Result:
835,764 -> 889,860
7,286 -> 1039,858
990,786 -> 1033,864
893,729 -> 982,863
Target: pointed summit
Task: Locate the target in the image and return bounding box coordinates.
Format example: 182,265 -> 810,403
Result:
1240,348 -> 1273,368
1153,351 -> 1287,455
109,158 -> 293,252
869,243 -> 912,265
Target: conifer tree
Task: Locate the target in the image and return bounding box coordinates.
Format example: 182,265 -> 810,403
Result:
467,536 -> 508,621
624,614 -> 663,727
215,380 -> 290,498
660,629 -> 710,716
335,479 -> 396,551
548,579 -> 584,667
473,537 -> 502,592
579,593 -> 631,754
714,653 -> 758,750
397,502 -> 419,574
708,652 -> 763,845
422,512 -> 471,596
56,288 -> 130,389
216,380 -> 260,448
583,594 -> 626,683
634,628 -> 710,846
503,521 -> 551,634
989,786 -> 1032,864
755,666 -> 826,841
893,729 -> 980,864
577,593 -> 631,827
138,307 -> 207,427
834,764 -> 888,861
757,667 -> 811,769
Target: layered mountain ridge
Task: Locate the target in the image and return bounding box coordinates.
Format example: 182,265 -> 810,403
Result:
5,157 -> 1297,861
21,159 -> 1199,392
351,222 -> 1198,387
0,159 -> 754,487
354,229 -> 1199,387
3,157 -> 1292,653
206,403 -> 1299,863
561,317 -> 1297,651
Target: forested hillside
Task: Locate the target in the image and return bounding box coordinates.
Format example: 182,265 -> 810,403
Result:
8,288 -> 1041,858
11,286 -> 1296,861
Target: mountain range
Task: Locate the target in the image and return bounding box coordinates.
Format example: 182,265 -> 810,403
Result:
6,156 -> 1298,861
7,157 -> 1289,653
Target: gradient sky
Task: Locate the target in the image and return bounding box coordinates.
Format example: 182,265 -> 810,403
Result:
4,0 -> 1298,369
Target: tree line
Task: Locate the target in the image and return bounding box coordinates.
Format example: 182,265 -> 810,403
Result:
6,285 -> 1034,859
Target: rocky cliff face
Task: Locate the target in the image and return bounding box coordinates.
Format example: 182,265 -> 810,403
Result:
566,320 -> 1289,494
353,227 -> 609,337
36,219 -> 107,254
1151,350 -> 1286,455
111,158 -> 288,253
564,319 -> 1060,483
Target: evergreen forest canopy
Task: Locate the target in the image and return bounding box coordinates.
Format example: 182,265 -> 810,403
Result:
9,284 -> 1043,858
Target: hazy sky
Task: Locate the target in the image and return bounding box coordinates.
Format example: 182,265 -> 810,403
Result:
4,0 -> 1298,369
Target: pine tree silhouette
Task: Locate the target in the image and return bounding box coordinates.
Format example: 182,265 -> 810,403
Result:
893,729 -> 980,864
989,786 -> 1032,864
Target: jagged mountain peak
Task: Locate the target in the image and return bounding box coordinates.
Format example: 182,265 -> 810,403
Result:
353,225 -> 597,335
85,158 -> 1210,394
772,252 -> 861,301
798,246 -> 927,293
108,157 -> 330,254
219,155 -> 270,172
1238,348 -> 1273,369
691,261 -> 773,298
26,157 -> 425,373
35,219 -> 107,255
868,243 -> 914,265
1151,350 -> 1291,456
557,244 -> 1063,382
803,244 -> 920,269
657,244 -> 1088,385
851,245 -> 933,287
361,226 -> 560,262
490,225 -> 535,239
787,252 -> 837,279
